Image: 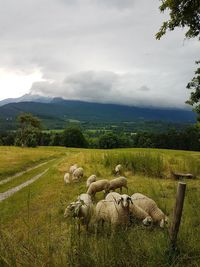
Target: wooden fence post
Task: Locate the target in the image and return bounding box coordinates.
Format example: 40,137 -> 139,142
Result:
170,182 -> 186,248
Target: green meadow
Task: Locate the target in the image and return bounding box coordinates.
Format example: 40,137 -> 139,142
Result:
0,147 -> 200,266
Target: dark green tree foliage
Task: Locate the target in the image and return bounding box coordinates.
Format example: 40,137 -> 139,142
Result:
99,132 -> 120,149
62,127 -> 87,148
186,61 -> 200,117
15,113 -> 42,147
132,125 -> 200,151
156,0 -> 200,116
39,132 -> 51,146
0,132 -> 15,146
50,133 -> 62,146
156,0 -> 200,40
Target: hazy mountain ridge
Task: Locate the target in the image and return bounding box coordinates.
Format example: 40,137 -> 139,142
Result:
0,94 -> 54,106
0,97 -> 196,130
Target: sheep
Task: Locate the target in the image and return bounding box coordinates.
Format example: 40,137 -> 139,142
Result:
86,174 -> 97,188
64,193 -> 93,229
106,192 -> 152,226
129,203 -> 152,226
64,173 -> 71,184
72,167 -> 84,181
69,164 -> 78,174
131,193 -> 168,228
105,192 -> 122,202
95,194 -> 132,227
109,177 -> 128,193
87,179 -> 110,198
115,164 -> 123,175
64,201 -> 77,218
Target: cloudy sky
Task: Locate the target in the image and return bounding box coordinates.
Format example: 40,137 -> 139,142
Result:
0,0 -> 199,108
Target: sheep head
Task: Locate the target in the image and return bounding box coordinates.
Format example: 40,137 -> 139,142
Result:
142,216 -> 152,226
117,194 -> 133,208
64,202 -> 77,218
160,216 -> 169,228
64,200 -> 85,218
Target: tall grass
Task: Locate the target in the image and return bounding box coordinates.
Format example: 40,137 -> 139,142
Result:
101,151 -> 200,179
102,152 -> 165,178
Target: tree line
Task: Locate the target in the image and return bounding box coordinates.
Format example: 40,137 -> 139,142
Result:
0,113 -> 199,151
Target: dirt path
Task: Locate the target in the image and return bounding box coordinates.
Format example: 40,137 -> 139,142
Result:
0,168 -> 49,202
0,158 -> 55,186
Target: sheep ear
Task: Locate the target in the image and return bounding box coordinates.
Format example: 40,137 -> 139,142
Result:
117,199 -> 122,205
128,197 -> 133,204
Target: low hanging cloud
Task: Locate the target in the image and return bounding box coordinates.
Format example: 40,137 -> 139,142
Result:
30,70 -> 191,108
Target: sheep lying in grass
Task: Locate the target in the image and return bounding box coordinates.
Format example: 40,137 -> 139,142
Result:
129,203 -> 152,226
72,167 -> 84,182
86,174 -> 97,188
96,194 -> 132,227
87,179 -> 110,198
69,164 -> 78,174
64,173 -> 71,184
115,164 -> 123,175
131,193 -> 168,228
106,192 -> 152,226
64,193 -> 93,228
109,177 -> 128,193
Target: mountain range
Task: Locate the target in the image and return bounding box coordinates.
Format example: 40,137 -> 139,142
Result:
0,94 -> 196,130
0,94 -> 53,106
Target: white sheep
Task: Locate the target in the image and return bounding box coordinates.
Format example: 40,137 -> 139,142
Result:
64,193 -> 93,228
96,194 -> 132,227
69,164 -> 78,174
72,167 -> 84,182
105,192 -> 122,202
131,193 -> 168,228
64,173 -> 71,184
86,174 -> 97,188
129,203 -> 152,226
87,179 -> 110,198
109,176 -> 128,193
106,192 -> 152,226
115,164 -> 123,175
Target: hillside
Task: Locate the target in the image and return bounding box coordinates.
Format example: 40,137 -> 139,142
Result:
0,99 -> 196,130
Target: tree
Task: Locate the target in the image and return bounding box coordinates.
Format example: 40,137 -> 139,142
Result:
62,127 -> 87,148
15,113 -> 42,147
186,61 -> 200,118
156,0 -> 200,117
50,133 -> 62,146
99,132 -> 119,149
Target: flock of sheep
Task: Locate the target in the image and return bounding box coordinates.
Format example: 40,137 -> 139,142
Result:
63,164 -> 168,230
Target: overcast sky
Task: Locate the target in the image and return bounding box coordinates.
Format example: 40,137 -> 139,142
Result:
0,0 -> 199,108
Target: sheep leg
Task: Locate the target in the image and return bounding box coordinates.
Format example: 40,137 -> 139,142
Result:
120,187 -> 122,194
125,185 -> 128,193
77,221 -> 81,235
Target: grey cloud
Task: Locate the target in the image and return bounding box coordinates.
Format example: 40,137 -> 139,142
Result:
138,86 -> 150,92
59,0 -> 135,9
30,70 -> 190,108
0,0 -> 199,108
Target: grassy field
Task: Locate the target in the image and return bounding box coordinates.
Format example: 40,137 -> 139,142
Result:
0,146 -> 68,181
0,147 -> 200,266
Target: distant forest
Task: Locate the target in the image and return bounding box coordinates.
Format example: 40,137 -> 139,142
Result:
0,113 -> 199,151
